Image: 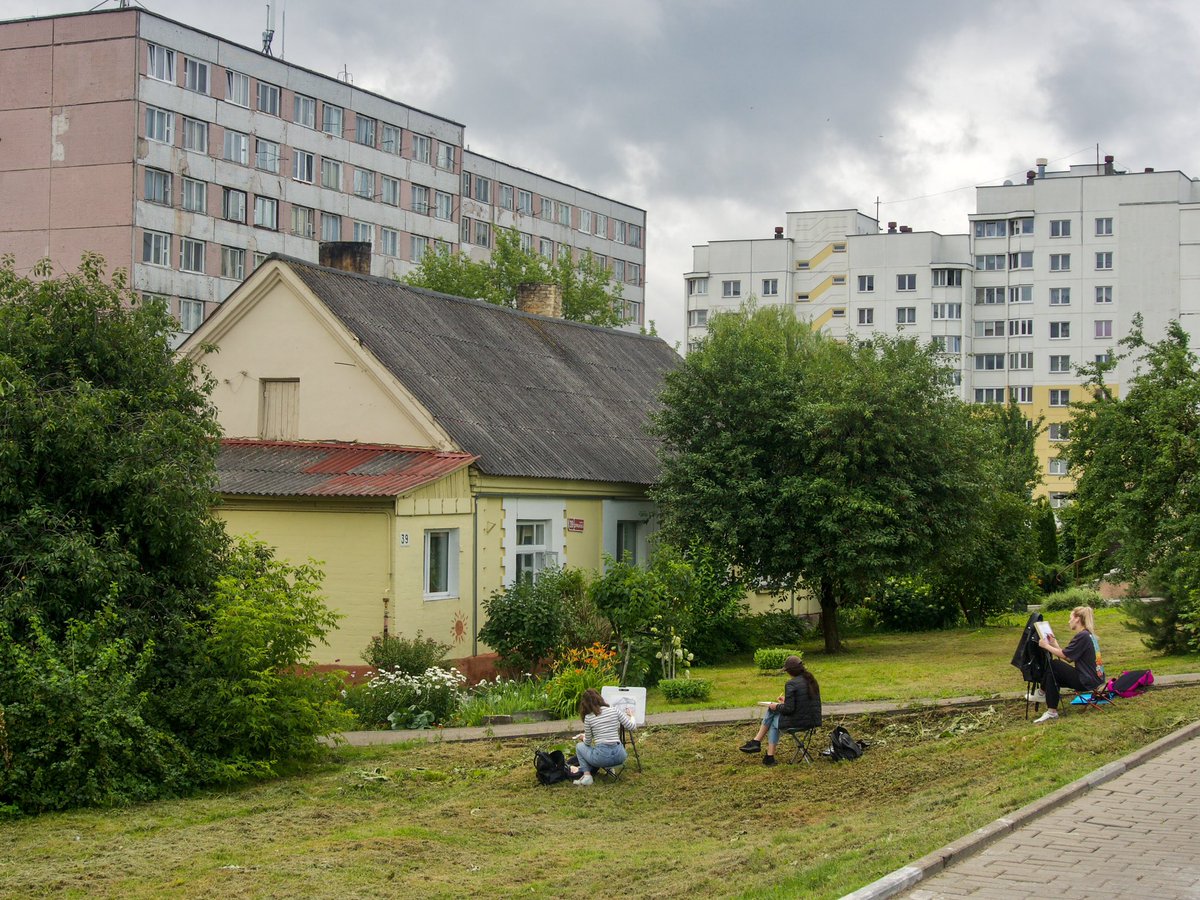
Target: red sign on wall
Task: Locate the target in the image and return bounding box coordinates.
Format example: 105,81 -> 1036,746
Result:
567,518 -> 585,533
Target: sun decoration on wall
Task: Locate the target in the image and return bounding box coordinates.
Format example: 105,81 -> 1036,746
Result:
451,611 -> 469,645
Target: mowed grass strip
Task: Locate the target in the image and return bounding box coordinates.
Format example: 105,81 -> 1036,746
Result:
2,686 -> 1198,899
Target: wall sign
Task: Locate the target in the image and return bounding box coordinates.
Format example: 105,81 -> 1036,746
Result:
567,518 -> 584,533
399,532 -> 410,546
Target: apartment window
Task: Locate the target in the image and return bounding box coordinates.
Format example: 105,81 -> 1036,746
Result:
688,277 -> 709,296
1011,386 -> 1033,404
689,309 -> 709,328
221,246 -> 245,280
469,177 -> 488,204
1049,492 -> 1070,509
514,521 -> 553,583
1049,253 -> 1070,271
762,278 -> 778,296
222,188 -> 246,223
320,213 -> 341,242
183,58 -> 208,93
182,117 -> 207,153
146,44 -> 174,82
722,280 -> 741,298
1009,352 -> 1033,370
1096,351 -> 1113,364
595,213 -> 608,237
1049,459 -> 1069,476
459,217 -> 471,243
612,259 -> 625,282
382,124 -> 401,154
858,308 -> 874,326
435,191 -> 453,221
180,238 -> 205,273
931,303 -> 961,320
380,176 -> 400,206
974,320 -> 1005,338
1095,319 -> 1113,339
1050,219 -> 1071,238
1049,354 -> 1071,373
223,130 -> 248,165
411,133 -> 430,163
321,158 -> 341,191
145,107 -> 173,144
897,307 -> 917,325
226,70 -> 250,107
322,104 -> 343,136
256,81 -> 280,116
411,184 -> 430,214
627,262 -> 641,286
1009,251 -> 1033,270
974,388 -> 1006,404
499,184 -> 515,211
897,274 -> 917,291
627,223 -> 642,248
974,353 -> 1004,371
144,168 -> 172,206
1050,389 -> 1070,407
1095,217 -> 1113,236
1008,318 -> 1033,336
367,227 -> 393,258
858,275 -> 874,293
831,308 -> 846,318
424,529 -> 459,598
294,94 -> 316,128
932,335 -> 962,353
932,268 -> 962,287
181,177 -> 206,213
253,196 -> 277,230
291,205 -> 314,238
1009,285 -> 1033,304
410,234 -> 428,262
355,115 -> 376,147
474,220 -> 491,248
540,197 -> 554,219
976,287 -> 1005,305
437,143 -> 455,170
975,254 -> 1005,271
558,203 -> 572,227
539,238 -> 553,259
1096,251 -> 1113,270
974,220 -> 1005,238
1049,423 -> 1070,442
518,189 -> 533,214
352,221 -> 372,244
1096,285 -> 1113,304
255,139 -> 280,173
1050,321 -> 1070,339
178,298 -> 204,333
293,150 -> 314,183
578,208 -> 591,232
142,230 -> 170,267
520,232 -> 534,253
1050,287 -> 1071,306
1010,217 -> 1034,235
354,168 -> 375,199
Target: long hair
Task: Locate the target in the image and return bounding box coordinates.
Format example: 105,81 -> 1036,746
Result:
579,688 -> 608,720
785,655 -> 819,700
1073,606 -> 1096,634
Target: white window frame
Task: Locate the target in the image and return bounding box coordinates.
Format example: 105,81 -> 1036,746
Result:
688,309 -> 709,328
1095,319 -> 1113,339
858,308 -> 874,325
182,117 -> 207,153
320,213 -> 341,242
221,246 -> 245,280
1050,287 -> 1071,306
411,234 -> 428,262
1049,389 -> 1070,407
142,230 -> 170,267
381,176 -> 401,206
255,138 -> 280,173
181,177 -> 206,213
322,104 -> 343,136
1049,459 -> 1069,476
517,189 -> 533,214
146,44 -> 174,82
1049,253 -> 1070,272
858,275 -> 874,293
412,184 -> 430,214
1009,352 -> 1033,371
1095,217 -> 1114,236
1096,251 -> 1113,271
294,94 -> 316,128
423,529 -> 460,599
897,307 -> 916,325
1049,423 -> 1070,442
145,168 -> 172,206
1049,355 -> 1071,374
380,227 -> 399,257
976,287 -> 1005,305
1096,285 -> 1113,304
145,106 -> 173,145
688,277 -> 709,296
1009,318 -> 1033,336
180,237 -> 205,273
354,168 -> 375,199
435,191 -> 453,221
223,130 -> 249,165
293,150 -> 315,183
256,81 -> 280,116
897,274 -> 916,291
382,123 -> 401,154
974,388 -> 1006,405
178,297 -> 203,333
722,280 -> 741,298
352,221 -> 373,244
226,70 -> 250,107
1009,251 -> 1033,270
183,58 -> 208,94
254,196 -> 278,230
1050,219 -> 1071,238
321,158 -> 342,191
412,133 -> 430,163
1049,321 -> 1070,340
437,143 -> 455,170
1009,285 -> 1033,304
222,188 -> 247,223
355,114 -> 376,147
1011,386 -> 1033,404
761,278 -> 778,296
974,353 -> 1005,371
931,303 -> 961,320
291,205 -> 314,238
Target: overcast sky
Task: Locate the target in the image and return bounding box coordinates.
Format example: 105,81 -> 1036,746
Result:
9,0 -> 1200,346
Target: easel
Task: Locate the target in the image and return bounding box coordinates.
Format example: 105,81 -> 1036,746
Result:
601,686 -> 644,773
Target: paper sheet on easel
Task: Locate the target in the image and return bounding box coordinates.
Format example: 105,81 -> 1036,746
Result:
601,685 -> 646,726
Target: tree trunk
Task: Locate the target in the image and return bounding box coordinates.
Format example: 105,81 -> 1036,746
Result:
819,576 -> 843,653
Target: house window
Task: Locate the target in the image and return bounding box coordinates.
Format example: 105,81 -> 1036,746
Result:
255,139 -> 280,173
518,190 -> 533,214
382,124 -> 401,154
688,277 -> 709,296
974,388 -> 1006,404
222,188 -> 246,223
145,106 -> 173,144
1049,253 -> 1070,272
1095,319 -> 1113,339
179,298 -> 204,333
722,280 -> 741,298
1050,287 -> 1071,306
424,529 -> 459,598
974,220 -> 1005,237
256,81 -> 280,116
320,213 -> 341,242
1010,352 -> 1033,370
411,133 -> 430,163
291,205 -> 314,238
897,307 -> 916,325
499,184 -> 515,211
411,184 -> 430,214
1096,217 -> 1113,236
181,177 -> 206,213
223,130 -> 249,165
182,117 -> 207,153
1096,251 -> 1113,270
515,521 -> 553,583
473,177 -> 491,204
1049,459 -> 1069,476
142,230 -> 170,267
1011,386 -> 1033,404
688,309 -> 708,328
1049,321 -> 1070,339
380,228 -> 399,257
1050,219 -> 1071,238
932,335 -> 962,353
974,353 -> 1004,371
931,303 -> 961,320
1009,217 -> 1034,235
1049,354 -> 1071,373
354,168 -> 375,199
975,255 -> 1005,271
539,238 -> 553,259
352,221 -> 372,244
321,158 -> 341,190
435,191 -> 453,220
615,521 -> 641,565
221,246 -> 245,280
1096,285 -> 1113,304
762,278 -> 778,296
145,168 -> 172,206
293,150 -> 314,183
474,221 -> 491,248
381,176 -> 400,206
1009,318 -> 1033,336
146,44 -> 174,82
1050,389 -> 1070,407
294,94 -> 316,128
858,275 -> 874,292
1049,423 -> 1070,442
254,196 -> 277,230
437,143 -> 455,170
520,232 -> 534,253
858,308 -> 874,325
322,104 -> 343,136
974,320 -> 1005,338
259,379 -> 299,441
1049,492 -> 1070,509
932,268 -> 962,287
355,115 -> 376,147
1009,251 -> 1033,270
184,58 -> 208,93
976,287 -> 1005,305
1009,285 -> 1033,304
226,70 -> 250,107
897,274 -> 917,291
180,238 -> 205,273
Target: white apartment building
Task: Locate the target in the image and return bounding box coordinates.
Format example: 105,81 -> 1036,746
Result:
0,9 -> 646,345
685,159 -> 1200,498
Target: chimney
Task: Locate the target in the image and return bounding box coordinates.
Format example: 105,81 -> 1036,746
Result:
1036,157 -> 1047,178
774,226 -> 784,239
1026,170 -> 1036,185
319,241 -> 372,275
1105,155 -> 1115,175
516,282 -> 563,318
887,221 -> 897,233
899,225 -> 912,233
1145,167 -> 1155,173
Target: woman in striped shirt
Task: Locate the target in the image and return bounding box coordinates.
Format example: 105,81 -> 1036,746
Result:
571,688 -> 636,786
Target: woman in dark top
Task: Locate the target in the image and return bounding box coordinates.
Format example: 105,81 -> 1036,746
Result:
1034,606 -> 1102,724
739,655 -> 821,766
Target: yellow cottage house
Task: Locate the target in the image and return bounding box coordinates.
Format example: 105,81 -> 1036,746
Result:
181,250 -> 679,673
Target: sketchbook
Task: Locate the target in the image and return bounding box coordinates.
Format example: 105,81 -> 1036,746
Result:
1034,621 -> 1054,641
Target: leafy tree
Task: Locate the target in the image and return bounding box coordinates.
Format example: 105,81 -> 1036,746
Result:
403,227 -> 625,327
478,566 -> 573,671
651,306 -> 985,652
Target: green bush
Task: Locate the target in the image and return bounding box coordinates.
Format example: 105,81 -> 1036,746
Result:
1042,586 -> 1102,612
479,567 -> 589,671
557,568 -> 612,650
362,632 -> 449,674
455,675 -> 550,726
544,645 -> 619,720
862,576 -> 962,632
344,667 -> 466,730
754,648 -> 803,672
658,678 -> 712,702
740,609 -> 815,650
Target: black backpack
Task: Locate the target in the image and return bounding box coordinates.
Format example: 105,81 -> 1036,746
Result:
825,725 -> 866,762
534,749 -> 574,785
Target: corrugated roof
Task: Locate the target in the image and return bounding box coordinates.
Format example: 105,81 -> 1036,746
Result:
217,439 -> 477,497
281,257 -> 679,485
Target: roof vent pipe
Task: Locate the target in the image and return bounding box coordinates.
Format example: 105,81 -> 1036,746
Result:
1026,170 -> 1036,185
1036,157 -> 1048,178
899,226 -> 912,233
1105,155 -> 1115,175
774,226 -> 784,239
1145,167 -> 1155,173
887,221 -> 897,233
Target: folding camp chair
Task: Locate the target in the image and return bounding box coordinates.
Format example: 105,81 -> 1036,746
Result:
784,727 -> 818,764
597,724 -> 641,781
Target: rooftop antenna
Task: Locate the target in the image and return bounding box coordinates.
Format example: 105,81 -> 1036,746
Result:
262,1 -> 275,56
338,64 -> 353,84
279,0 -> 286,59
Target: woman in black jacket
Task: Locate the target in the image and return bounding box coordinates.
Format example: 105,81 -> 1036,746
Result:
739,655 -> 822,766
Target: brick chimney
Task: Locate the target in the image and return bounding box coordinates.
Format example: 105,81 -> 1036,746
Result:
516,282 -> 563,318
319,241 -> 372,275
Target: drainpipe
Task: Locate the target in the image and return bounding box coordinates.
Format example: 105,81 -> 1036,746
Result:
472,493 -> 479,657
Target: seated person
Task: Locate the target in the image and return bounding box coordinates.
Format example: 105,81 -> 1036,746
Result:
571,688 -> 636,786
739,655 -> 821,766
1034,605 -> 1103,724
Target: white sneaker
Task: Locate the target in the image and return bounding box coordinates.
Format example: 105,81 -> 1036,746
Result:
573,772 -> 593,786
1033,710 -> 1058,724
1026,688 -> 1046,703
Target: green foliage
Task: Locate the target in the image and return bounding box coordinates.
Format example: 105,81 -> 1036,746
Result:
403,227 -> 624,327
556,567 -> 613,650
544,645 -> 619,720
1042,587 -> 1102,612
343,667 -> 466,730
362,632 -> 449,674
454,675 -> 550,726
739,609 -> 815,651
754,648 -> 804,672
1120,595 -> 1193,654
479,567 -> 585,671
862,576 -> 964,632
658,677 -> 712,702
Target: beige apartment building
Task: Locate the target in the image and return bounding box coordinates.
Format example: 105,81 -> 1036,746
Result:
0,8 -> 647,344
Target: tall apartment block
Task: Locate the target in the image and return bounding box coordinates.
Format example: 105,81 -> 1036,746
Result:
0,9 -> 647,344
685,160 -> 1200,501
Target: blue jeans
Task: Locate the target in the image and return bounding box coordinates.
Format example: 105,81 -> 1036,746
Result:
576,741 -> 627,773
761,709 -> 781,745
